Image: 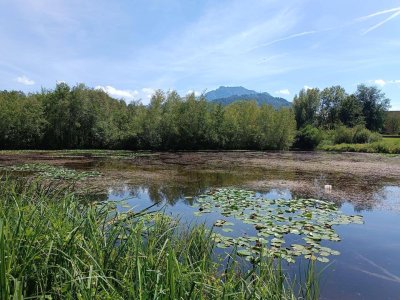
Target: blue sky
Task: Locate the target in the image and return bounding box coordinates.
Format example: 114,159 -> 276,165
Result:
1,0 -> 400,109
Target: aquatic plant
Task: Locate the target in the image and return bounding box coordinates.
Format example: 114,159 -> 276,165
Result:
194,188 -> 363,263
1,163 -> 101,180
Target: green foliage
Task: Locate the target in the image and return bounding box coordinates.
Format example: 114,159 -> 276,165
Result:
355,84 -> 390,131
338,95 -> 364,127
0,91 -> 47,148
318,86 -> 347,129
333,126 -> 382,145
333,126 -> 355,144
293,88 -> 320,128
384,111 -> 400,134
294,125 -> 322,150
353,127 -> 371,144
320,139 -> 400,154
0,85 -> 296,151
293,84 -> 390,133
0,179 -> 317,299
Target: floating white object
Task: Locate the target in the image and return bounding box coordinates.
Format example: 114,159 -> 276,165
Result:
324,185 -> 332,193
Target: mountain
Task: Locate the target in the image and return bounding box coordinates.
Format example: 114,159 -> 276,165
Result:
204,86 -> 291,108
204,86 -> 257,101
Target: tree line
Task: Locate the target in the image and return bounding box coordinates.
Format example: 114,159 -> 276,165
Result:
0,83 -> 391,150
293,84 -> 390,131
0,83 -> 296,150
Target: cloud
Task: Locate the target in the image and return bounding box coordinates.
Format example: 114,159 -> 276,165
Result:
248,31 -> 318,52
275,89 -> 290,95
373,79 -> 386,87
358,7 -> 400,35
186,90 -> 201,96
369,79 -> 400,87
95,85 -> 138,100
303,85 -> 313,91
16,75 -> 35,85
141,88 -> 155,99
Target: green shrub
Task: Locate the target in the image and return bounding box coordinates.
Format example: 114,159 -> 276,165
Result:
369,132 -> 382,143
353,126 -> 371,143
333,126 -> 354,144
320,141 -> 400,154
295,125 -> 322,150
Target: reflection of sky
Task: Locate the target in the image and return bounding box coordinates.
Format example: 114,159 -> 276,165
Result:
108,184 -> 400,300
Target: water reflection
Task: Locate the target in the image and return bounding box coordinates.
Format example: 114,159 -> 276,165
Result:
88,168 -> 399,213
103,182 -> 400,300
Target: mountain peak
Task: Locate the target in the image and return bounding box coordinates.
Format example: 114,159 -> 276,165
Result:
205,86 -> 257,101
204,86 -> 291,108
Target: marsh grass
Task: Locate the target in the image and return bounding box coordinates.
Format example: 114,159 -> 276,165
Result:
0,178 -> 319,299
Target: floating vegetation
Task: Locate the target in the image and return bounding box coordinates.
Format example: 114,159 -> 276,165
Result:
194,188 -> 363,263
1,163 -> 101,180
47,149 -> 157,160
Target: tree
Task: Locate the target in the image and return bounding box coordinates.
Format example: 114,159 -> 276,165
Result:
318,86 -> 347,129
338,95 -> 364,127
293,88 -> 320,129
355,84 -> 390,131
384,112 -> 400,134
142,90 -> 164,149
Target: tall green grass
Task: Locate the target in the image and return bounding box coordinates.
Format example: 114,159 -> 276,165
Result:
0,178 -> 318,299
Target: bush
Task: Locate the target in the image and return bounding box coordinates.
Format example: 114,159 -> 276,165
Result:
333,126 -> 354,144
320,141 -> 400,154
369,132 -> 382,143
295,125 -> 322,150
353,126 -> 371,143
332,125 -> 382,145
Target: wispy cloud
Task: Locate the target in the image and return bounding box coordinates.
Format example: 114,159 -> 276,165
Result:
247,31 -> 317,52
370,79 -> 400,87
358,7 -> 400,35
303,85 -> 313,91
275,89 -> 290,95
16,75 -> 35,85
95,85 -> 138,101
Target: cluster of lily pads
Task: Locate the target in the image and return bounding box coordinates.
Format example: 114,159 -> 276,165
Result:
193,188 -> 363,263
1,163 -> 101,181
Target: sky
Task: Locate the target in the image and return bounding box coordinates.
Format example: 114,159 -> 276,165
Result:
1,0 -> 400,109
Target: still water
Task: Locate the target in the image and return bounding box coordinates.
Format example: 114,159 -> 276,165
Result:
2,155 -> 399,299
103,172 -> 400,300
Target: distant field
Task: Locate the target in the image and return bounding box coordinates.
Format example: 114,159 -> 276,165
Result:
383,137 -> 400,145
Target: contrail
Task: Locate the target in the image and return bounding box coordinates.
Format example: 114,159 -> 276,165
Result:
357,6 -> 400,21
362,10 -> 400,35
247,31 -> 317,53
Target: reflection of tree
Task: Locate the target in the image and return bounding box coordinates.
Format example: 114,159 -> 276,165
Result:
85,167 -> 394,212
288,172 -> 390,212
104,171 -> 264,206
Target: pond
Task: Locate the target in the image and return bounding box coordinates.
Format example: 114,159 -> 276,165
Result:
105,183 -> 400,300
1,151 -> 400,299
103,174 -> 400,299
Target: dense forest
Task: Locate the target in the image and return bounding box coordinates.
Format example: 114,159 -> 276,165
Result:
0,83 -> 392,150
